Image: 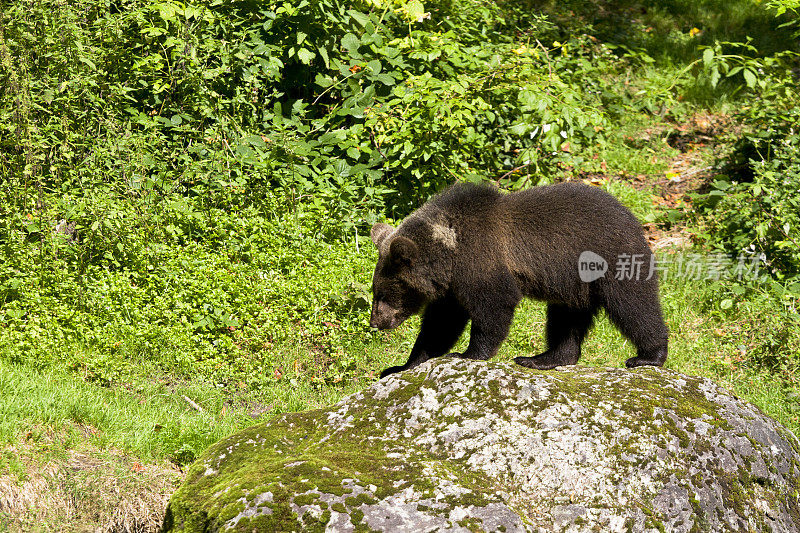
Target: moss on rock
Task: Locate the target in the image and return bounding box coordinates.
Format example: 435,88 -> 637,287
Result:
164,358 -> 800,532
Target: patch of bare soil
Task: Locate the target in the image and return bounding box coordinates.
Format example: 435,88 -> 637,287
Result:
638,112 -> 730,196
619,113 -> 732,250
0,428 -> 182,532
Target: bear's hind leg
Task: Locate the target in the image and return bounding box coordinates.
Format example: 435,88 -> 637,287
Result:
603,285 -> 669,368
515,304 -> 595,370
625,346 -> 668,368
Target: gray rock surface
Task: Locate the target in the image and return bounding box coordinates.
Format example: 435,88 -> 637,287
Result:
164,358 -> 800,532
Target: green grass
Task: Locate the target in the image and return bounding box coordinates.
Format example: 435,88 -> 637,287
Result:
0,358 -> 242,462
0,350 -> 376,464
593,115 -> 680,176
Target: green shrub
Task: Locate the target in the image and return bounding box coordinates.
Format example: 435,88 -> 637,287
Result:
693,85 -> 800,283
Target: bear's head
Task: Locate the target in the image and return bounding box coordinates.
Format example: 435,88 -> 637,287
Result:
369,224 -> 427,329
369,222 -> 429,330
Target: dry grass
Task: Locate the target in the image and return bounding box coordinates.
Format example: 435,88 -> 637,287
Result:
0,429 -> 182,532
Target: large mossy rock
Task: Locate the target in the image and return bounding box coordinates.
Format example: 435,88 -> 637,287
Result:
164,358 -> 800,532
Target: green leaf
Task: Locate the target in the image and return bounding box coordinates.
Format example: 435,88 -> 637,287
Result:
347,9 -> 370,27
702,48 -> 714,67
405,0 -> 425,22
743,69 -> 756,88
710,67 -> 720,88
726,66 -> 743,77
78,56 -> 97,70
341,33 -> 360,52
509,123 -> 528,136
315,73 -> 334,88
246,135 -> 266,147
720,299 -> 733,310
318,46 -> 330,69
335,160 -> 351,177
711,178 -> 731,191
372,73 -> 395,86
366,60 -> 382,75
297,48 -> 315,65
292,141 -> 313,156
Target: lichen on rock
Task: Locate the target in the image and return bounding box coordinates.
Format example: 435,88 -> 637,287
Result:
163,358 -> 800,532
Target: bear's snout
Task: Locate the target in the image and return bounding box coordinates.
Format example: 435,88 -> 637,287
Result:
370,300 -> 404,330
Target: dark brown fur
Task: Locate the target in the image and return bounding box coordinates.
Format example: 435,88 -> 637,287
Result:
370,182 -> 669,378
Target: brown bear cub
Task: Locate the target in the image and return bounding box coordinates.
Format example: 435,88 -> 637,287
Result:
370,182 -> 668,378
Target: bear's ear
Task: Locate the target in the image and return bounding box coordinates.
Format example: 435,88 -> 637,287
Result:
388,236 -> 418,269
371,223 -> 396,250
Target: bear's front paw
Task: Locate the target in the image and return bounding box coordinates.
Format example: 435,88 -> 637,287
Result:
379,365 -> 407,378
447,352 -> 491,361
514,356 -> 550,370
625,356 -> 665,368
514,353 -> 576,370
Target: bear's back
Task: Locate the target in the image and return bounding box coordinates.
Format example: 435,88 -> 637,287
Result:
499,183 -> 646,250
429,182 -> 652,304
428,182 -> 502,216
426,182 -> 645,251
403,181 -> 649,266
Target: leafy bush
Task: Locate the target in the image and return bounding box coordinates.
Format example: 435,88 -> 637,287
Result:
693,84 -> 800,284
0,0 -> 627,389
0,0 -> 617,219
